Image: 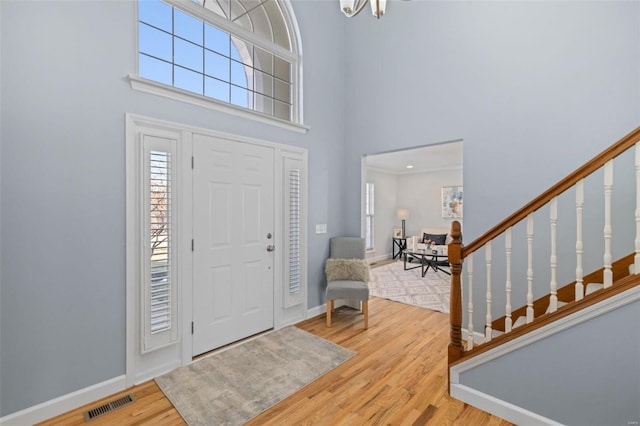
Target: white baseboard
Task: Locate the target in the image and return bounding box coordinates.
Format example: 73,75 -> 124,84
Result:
367,252 -> 392,263
134,360 -> 182,385
450,384 -> 563,426
0,375 -> 126,426
307,303 -> 326,319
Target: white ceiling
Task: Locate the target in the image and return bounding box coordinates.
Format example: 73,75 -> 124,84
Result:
365,141 -> 463,174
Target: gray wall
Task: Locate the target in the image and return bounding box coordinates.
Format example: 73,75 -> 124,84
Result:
459,297 -> 640,425
343,0 -> 639,238
0,0 -> 346,415
396,169 -> 463,238
342,0 -> 640,342
1,0 -> 640,419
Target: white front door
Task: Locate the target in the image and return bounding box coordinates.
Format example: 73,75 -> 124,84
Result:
192,134 -> 275,356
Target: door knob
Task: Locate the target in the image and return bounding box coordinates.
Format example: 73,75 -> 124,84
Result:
266,245 -> 275,252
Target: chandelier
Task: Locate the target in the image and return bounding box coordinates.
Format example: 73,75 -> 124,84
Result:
340,0 -> 387,19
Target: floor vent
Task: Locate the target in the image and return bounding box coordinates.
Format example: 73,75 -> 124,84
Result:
83,394 -> 136,422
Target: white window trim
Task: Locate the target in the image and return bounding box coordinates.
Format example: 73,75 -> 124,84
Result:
128,74 -> 309,134
365,182 -> 375,250
132,0 -> 308,133
126,118 -> 185,387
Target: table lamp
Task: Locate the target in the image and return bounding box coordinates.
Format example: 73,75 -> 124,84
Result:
397,209 -> 409,238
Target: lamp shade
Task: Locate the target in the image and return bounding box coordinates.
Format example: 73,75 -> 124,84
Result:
397,209 -> 410,220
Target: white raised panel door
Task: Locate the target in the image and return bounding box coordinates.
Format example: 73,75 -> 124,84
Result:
192,134 -> 274,356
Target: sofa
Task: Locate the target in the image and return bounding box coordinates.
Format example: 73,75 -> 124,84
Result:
408,227 -> 453,256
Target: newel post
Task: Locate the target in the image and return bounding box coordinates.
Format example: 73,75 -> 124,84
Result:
448,221 -> 464,368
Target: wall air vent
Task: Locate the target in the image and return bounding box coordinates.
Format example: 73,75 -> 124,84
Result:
83,394 -> 136,422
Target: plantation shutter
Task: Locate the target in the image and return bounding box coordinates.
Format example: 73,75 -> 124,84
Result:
288,168 -> 301,295
142,134 -> 179,353
283,155 -> 305,308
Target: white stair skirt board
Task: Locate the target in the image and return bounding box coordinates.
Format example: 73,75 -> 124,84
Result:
585,283 -> 604,296
0,376 -> 126,426
450,384 -> 564,426
450,285 -> 640,424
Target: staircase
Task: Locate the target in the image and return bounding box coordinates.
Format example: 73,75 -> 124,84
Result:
446,127 -> 640,425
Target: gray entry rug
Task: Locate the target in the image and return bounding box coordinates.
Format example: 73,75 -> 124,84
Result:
155,326 -> 354,425
369,260 -> 450,314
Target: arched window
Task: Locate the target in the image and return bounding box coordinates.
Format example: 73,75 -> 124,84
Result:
134,0 -> 304,130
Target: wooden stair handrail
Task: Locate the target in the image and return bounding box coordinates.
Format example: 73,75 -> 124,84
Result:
463,126 -> 640,257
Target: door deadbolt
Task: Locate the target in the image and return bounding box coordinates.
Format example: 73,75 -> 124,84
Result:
267,233 -> 272,239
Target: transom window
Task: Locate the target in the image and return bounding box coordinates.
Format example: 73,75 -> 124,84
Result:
137,0 -> 299,123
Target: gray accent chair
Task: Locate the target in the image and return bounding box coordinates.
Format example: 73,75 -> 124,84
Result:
326,237 -> 370,329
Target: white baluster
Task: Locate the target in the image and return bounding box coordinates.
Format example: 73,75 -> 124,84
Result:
576,180 -> 585,300
485,241 -> 493,342
603,160 -> 613,287
467,254 -> 474,350
549,197 -> 558,313
526,214 -> 534,323
635,142 -> 640,274
505,227 -> 513,332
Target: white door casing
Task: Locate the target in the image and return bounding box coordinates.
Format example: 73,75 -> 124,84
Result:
126,114 -> 307,385
191,134 -> 275,356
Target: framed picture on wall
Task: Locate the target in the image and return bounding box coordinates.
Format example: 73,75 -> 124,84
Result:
442,186 -> 463,218
393,228 -> 404,238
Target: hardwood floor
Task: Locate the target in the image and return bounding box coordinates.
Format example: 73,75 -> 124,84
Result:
38,298 -> 512,425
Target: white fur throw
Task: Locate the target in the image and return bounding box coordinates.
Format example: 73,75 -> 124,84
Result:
325,258 -> 370,282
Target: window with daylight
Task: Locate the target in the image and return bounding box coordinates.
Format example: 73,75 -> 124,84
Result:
137,0 -> 300,123
148,151 -> 172,335
365,182 -> 374,250
141,133 -> 179,353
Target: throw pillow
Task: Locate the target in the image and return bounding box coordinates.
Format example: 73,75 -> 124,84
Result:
423,233 -> 447,245
325,258 -> 370,282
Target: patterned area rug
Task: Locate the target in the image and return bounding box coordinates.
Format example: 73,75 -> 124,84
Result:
369,260 -> 450,314
155,326 -> 354,425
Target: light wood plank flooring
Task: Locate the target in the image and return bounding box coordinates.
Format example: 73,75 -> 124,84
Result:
38,298 -> 512,425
